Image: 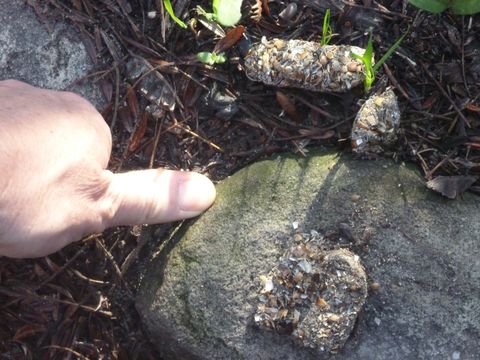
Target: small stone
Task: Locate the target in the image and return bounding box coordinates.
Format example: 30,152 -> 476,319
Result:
370,282 -> 381,291
374,96 -> 385,107
347,61 -> 358,72
316,297 -> 330,309
294,271 -> 304,282
274,39 -> 286,50
327,313 -> 341,322
320,55 -> 328,65
263,277 -> 274,293
293,233 -> 303,242
374,317 -> 381,326
298,260 -> 313,274
452,351 -> 461,360
351,194 -> 361,202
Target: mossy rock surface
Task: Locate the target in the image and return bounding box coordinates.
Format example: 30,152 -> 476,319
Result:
137,151 -> 480,360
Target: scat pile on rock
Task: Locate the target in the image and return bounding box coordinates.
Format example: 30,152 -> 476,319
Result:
351,88 -> 401,155
244,38 -> 368,93
255,231 -> 367,353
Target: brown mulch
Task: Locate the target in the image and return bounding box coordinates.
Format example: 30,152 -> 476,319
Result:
1,0 -> 479,358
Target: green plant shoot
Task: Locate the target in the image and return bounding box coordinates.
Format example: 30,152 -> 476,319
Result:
197,0 -> 243,27
321,9 -> 333,46
164,0 -> 187,28
351,30 -> 408,92
350,33 -> 375,92
213,0 -> 242,26
197,52 -> 227,65
409,0 -> 480,14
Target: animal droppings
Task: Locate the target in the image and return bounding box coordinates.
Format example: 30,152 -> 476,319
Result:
244,38 -> 369,93
351,88 -> 401,154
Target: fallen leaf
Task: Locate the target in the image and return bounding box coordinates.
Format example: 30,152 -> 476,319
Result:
466,102 -> 480,112
426,175 -> 478,199
128,112 -> 149,152
298,128 -> 335,140
13,324 -> 47,341
149,59 -> 179,74
126,84 -> 139,120
99,79 -> 113,103
261,0 -> 271,16
421,93 -> 439,110
276,91 -> 301,123
214,25 -> 245,54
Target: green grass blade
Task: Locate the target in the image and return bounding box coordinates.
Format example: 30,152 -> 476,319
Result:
321,9 -> 332,46
364,33 -> 373,69
372,28 -> 409,72
164,0 -> 187,28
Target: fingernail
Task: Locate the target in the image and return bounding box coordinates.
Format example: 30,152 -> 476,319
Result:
178,174 -> 216,214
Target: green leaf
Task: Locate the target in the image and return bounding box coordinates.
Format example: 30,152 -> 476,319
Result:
409,0 -> 480,14
451,0 -> 480,15
197,52 -> 215,65
408,0 -> 449,13
197,52 -> 227,65
212,53 -> 227,64
164,0 -> 187,28
196,6 -> 216,21
212,0 -> 243,27
350,33 -> 374,92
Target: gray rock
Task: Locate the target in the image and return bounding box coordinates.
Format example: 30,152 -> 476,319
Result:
136,152 -> 480,360
0,0 -> 104,107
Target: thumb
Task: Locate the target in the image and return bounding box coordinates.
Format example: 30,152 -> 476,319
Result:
102,169 -> 216,227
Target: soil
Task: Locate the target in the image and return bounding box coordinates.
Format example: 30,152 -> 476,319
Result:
1,1 -> 479,358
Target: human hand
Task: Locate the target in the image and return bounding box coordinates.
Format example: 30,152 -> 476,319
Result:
0,80 -> 216,258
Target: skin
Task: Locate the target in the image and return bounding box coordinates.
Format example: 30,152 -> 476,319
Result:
0,80 -> 216,258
